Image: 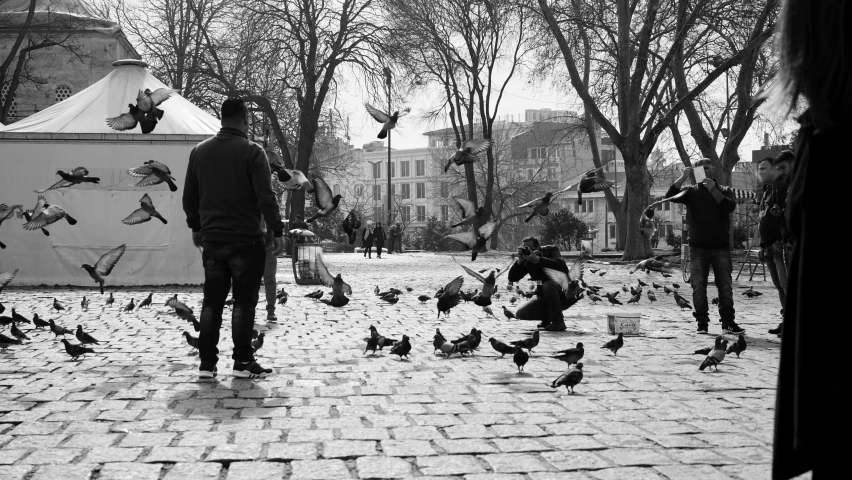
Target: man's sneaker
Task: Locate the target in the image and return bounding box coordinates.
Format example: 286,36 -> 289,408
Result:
536,321 -> 551,329
696,323 -> 709,334
266,309 -> 277,322
543,320 -> 567,332
199,364 -> 217,379
232,361 -> 272,378
768,323 -> 783,335
723,323 -> 746,334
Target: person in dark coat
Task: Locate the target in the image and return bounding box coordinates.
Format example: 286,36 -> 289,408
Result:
362,221 -> 374,258
373,222 -> 386,258
771,1 -> 850,478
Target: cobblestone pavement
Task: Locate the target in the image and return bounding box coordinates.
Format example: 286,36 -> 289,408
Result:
0,252 -> 807,480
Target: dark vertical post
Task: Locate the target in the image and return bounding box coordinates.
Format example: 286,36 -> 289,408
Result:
384,67 -> 393,227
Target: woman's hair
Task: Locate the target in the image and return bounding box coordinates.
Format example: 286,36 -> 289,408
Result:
774,0 -> 851,127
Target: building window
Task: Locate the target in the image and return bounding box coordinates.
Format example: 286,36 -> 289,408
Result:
355,184 -> 364,196
440,182 -> 448,197
373,184 -> 382,200
416,182 -> 425,199
390,162 -> 395,178
527,169 -> 534,180
416,205 -> 426,222
372,162 -> 381,179
55,85 -> 72,103
400,161 -> 410,177
441,205 -> 448,221
416,159 -> 425,176
401,183 -> 411,199
574,200 -> 593,213
663,201 -> 671,211
1,83 -> 18,119
547,167 -> 556,180
401,206 -> 411,224
528,147 -> 548,159
666,224 -> 674,237
390,183 -> 395,197
609,224 -> 616,239
333,184 -> 340,196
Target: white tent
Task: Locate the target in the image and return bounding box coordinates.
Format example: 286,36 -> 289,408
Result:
0,60 -> 221,287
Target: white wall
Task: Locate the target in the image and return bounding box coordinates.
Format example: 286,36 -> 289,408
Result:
0,136 -> 205,286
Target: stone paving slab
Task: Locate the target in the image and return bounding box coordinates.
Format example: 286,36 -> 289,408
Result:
0,252 -> 814,479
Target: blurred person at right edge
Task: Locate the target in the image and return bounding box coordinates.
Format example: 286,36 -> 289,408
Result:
770,0 -> 849,478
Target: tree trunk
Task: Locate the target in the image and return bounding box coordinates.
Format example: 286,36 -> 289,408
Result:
621,159 -> 653,260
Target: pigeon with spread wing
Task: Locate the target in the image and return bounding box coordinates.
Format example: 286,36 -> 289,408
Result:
450,197 -> 485,228
306,177 -> 342,223
106,88 -> 179,134
266,149 -> 314,192
445,139 -> 492,172
341,210 -> 362,245
577,170 -> 614,205
34,167 -> 100,193
630,255 -> 677,275
127,160 -> 178,192
122,194 -> 167,225
23,200 -> 77,231
640,190 -> 687,241
457,257 -> 513,307
365,103 -> 410,139
81,244 -> 126,294
315,252 -> 351,307
436,276 -> 464,318
445,221 -> 497,261
518,182 -> 575,223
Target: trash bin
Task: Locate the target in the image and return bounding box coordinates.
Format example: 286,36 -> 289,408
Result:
292,243 -> 323,285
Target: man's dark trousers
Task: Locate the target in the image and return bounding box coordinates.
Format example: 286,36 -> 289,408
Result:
764,241 -> 788,314
689,247 -> 735,326
516,281 -> 578,323
199,241 -> 266,366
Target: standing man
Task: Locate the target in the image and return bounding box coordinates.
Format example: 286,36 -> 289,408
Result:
767,150 -> 793,337
183,97 -> 284,379
373,222 -> 386,259
394,222 -> 403,253
667,158 -> 743,334
387,223 -> 398,255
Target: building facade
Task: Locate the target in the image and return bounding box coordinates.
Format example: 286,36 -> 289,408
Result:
0,0 -> 139,122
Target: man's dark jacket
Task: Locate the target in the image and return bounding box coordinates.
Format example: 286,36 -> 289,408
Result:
183,127 -> 284,243
508,245 -> 568,283
666,181 -> 736,248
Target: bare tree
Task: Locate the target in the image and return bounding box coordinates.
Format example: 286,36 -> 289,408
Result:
534,0 -> 777,260
385,0 -> 536,228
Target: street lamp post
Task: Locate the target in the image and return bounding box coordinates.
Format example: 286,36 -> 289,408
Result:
384,67 -> 393,227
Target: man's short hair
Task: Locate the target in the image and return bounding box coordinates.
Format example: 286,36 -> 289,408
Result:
221,97 -> 248,121
296,214 -> 303,220
758,157 -> 774,166
522,236 -> 540,250
693,158 -> 712,168
774,150 -> 795,165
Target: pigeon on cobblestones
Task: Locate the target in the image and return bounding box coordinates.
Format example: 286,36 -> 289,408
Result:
712,297 -> 719,305
379,293 -> 399,305
75,325 -> 100,345
277,289 -> 288,305
674,293 -> 692,311
389,335 -> 411,360
699,337 -> 728,371
12,309 -> 31,324
510,330 -> 539,354
32,314 -> 49,329
627,293 -> 641,304
139,293 -> 153,309
438,340 -> 470,358
0,314 -> 14,328
49,319 -> 73,338
553,342 -> 584,365
694,347 -> 712,355
652,282 -> 662,289
124,298 -> 135,312
588,293 -> 602,304
82,244 -> 126,294
81,296 -> 89,311
673,284 -> 680,289
742,287 -> 762,299
1,332 -> 22,349
183,331 -> 199,351
305,290 -> 323,299
726,333 -> 747,358
664,286 -> 674,295
106,293 -> 114,306
252,333 -> 264,353
647,290 -> 657,302
60,339 -> 94,359
502,306 -> 516,320
621,285 -> 629,293
605,293 -> 622,306
433,331 -> 446,353
638,279 -> 648,287
53,298 -> 65,311
11,322 -> 29,341
437,276 -> 464,318
489,338 -> 518,358
513,348 -> 529,372
602,333 -> 623,356
315,252 -> 351,307
418,295 -> 431,303
551,363 -> 584,394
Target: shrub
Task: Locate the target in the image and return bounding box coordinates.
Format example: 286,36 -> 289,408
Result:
411,215 -> 459,251
538,209 -> 590,251
665,232 -> 682,253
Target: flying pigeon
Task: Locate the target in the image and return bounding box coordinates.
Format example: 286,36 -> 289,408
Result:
577,170 -> 614,205
449,197 -> 485,228
341,210 -> 362,244
265,149 -> 314,192
436,276 -> 464,318
365,103 -> 411,139
81,244 -> 126,294
602,333 -> 623,356
315,251 -> 351,307
23,201 -> 77,231
0,269 -> 18,294
550,363 -> 584,394
122,194 -> 167,225
106,88 -> 178,134
34,167 -> 100,193
127,160 -> 178,192
542,258 -> 584,297
20,196 -> 49,235
445,221 -> 497,261
445,138 -> 492,172
457,257 -> 513,307
306,177 -> 342,223
0,204 -> 23,229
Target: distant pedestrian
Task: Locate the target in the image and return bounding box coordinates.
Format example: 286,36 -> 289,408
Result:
394,222 -> 403,253
755,153 -> 791,337
387,223 -> 398,254
374,222 -> 386,258
183,97 -> 283,379
363,221 -> 375,259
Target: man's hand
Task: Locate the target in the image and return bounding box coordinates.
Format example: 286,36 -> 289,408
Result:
680,167 -> 693,181
701,178 -> 716,190
272,236 -> 285,256
192,232 -> 202,248
524,250 -> 541,264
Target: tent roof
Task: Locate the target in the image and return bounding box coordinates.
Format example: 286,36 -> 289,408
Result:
0,59 -> 221,135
